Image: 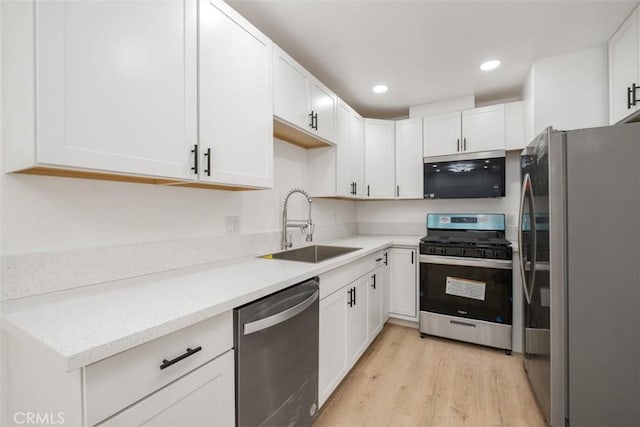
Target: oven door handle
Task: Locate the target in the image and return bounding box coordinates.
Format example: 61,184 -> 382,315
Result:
419,254 -> 513,270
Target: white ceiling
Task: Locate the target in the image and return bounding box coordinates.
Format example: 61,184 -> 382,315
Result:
226,0 -> 638,118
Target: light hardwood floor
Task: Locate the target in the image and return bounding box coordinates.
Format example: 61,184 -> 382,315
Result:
314,324 -> 546,427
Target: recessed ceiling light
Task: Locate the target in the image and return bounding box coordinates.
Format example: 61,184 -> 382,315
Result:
372,84 -> 388,94
480,60 -> 501,71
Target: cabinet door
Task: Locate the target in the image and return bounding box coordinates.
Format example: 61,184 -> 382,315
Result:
35,0 -> 197,180
346,277 -> 369,367
311,81 -> 337,143
273,47 -> 310,130
505,101 -> 526,151
381,251 -> 391,320
461,104 -> 505,153
390,248 -> 417,318
395,118 -> 423,199
335,101 -> 353,197
364,119 -> 395,199
609,8 -> 639,124
100,351 -> 234,427
368,267 -> 383,340
319,288 -> 348,407
423,112 -> 461,157
351,112 -> 366,198
199,0 -> 273,188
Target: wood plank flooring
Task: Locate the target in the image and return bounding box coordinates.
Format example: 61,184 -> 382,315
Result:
314,324 -> 546,427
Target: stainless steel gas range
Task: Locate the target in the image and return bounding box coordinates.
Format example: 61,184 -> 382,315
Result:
419,213 -> 513,353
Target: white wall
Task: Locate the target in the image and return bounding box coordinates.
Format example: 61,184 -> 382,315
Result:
0,140 -> 356,256
524,45 -> 609,141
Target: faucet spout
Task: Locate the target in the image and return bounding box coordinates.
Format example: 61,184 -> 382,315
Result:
282,188 -> 314,250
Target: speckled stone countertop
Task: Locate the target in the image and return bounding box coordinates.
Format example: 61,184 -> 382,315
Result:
1,235 -> 420,372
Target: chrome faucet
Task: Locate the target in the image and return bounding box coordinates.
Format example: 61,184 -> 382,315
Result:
282,188 -> 315,250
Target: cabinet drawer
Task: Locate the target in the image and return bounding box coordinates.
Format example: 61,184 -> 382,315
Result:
98,350 -> 234,427
85,312 -> 232,426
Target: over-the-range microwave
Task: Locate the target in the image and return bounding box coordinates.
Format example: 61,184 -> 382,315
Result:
423,150 -> 506,199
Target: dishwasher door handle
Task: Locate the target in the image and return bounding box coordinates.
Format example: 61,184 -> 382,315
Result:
243,290 -> 319,335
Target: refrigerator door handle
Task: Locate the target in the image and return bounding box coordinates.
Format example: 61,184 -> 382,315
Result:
519,173 -> 537,304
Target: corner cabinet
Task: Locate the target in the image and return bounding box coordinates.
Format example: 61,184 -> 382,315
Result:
609,6 -> 640,124
3,0 -> 273,190
394,118 -> 423,199
197,0 -> 273,189
273,46 -> 337,146
390,247 -> 418,320
423,104 -> 505,157
364,119 -> 396,199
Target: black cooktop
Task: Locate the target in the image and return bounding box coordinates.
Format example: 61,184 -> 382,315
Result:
420,231 -> 513,260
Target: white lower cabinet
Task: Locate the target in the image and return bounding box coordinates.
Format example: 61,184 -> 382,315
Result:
346,276 -> 369,367
318,285 -> 349,406
390,247 -> 418,320
367,266 -> 384,339
319,251 -> 390,407
99,351 -> 234,427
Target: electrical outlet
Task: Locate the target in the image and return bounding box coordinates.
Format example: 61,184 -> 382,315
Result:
225,216 -> 240,233
506,213 -> 516,226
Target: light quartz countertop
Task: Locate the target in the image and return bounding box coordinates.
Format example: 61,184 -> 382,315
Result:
1,235 -> 420,372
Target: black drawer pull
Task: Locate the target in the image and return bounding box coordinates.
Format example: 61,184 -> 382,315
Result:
160,346 -> 202,370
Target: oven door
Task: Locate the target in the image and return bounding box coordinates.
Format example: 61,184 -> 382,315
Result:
419,255 -> 513,324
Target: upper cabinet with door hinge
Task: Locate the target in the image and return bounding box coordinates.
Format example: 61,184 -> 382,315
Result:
609,5 -> 640,124
197,0 -> 273,189
394,118 -> 423,199
423,104 -> 505,157
273,46 -> 337,147
3,0 -> 274,190
364,119 -> 395,199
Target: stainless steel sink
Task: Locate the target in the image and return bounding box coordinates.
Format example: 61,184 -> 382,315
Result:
261,245 -> 361,263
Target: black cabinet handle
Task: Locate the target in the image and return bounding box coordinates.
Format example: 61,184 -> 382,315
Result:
384,252 -> 388,265
411,251 -> 414,264
313,112 -> 318,130
396,185 -> 399,197
367,185 -> 370,197
628,86 -> 633,110
463,137 -> 467,151
375,257 -> 383,262
348,288 -> 354,307
353,286 -> 356,305
633,84 -> 639,108
457,138 -> 460,152
190,145 -> 198,174
309,110 -> 314,129
204,148 -> 211,177
354,182 -> 357,195
160,346 -> 202,370
371,273 -> 376,289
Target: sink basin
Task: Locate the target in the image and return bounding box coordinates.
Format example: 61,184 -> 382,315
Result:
261,245 -> 361,263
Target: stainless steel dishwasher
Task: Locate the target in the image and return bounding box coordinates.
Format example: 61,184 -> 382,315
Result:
234,277 -> 319,427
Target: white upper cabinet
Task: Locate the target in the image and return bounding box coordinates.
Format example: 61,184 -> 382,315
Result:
34,0 -> 198,180
505,101 -> 526,151
199,0 -> 273,188
273,46 -> 337,144
394,118 -> 423,199
310,81 -> 338,143
609,6 -> 640,124
461,104 -> 505,154
424,105 -> 506,157
351,113 -> 367,198
364,119 -> 395,199
423,112 -> 462,157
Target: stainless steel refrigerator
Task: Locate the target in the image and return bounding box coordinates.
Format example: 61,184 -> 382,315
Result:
519,123 -> 640,427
